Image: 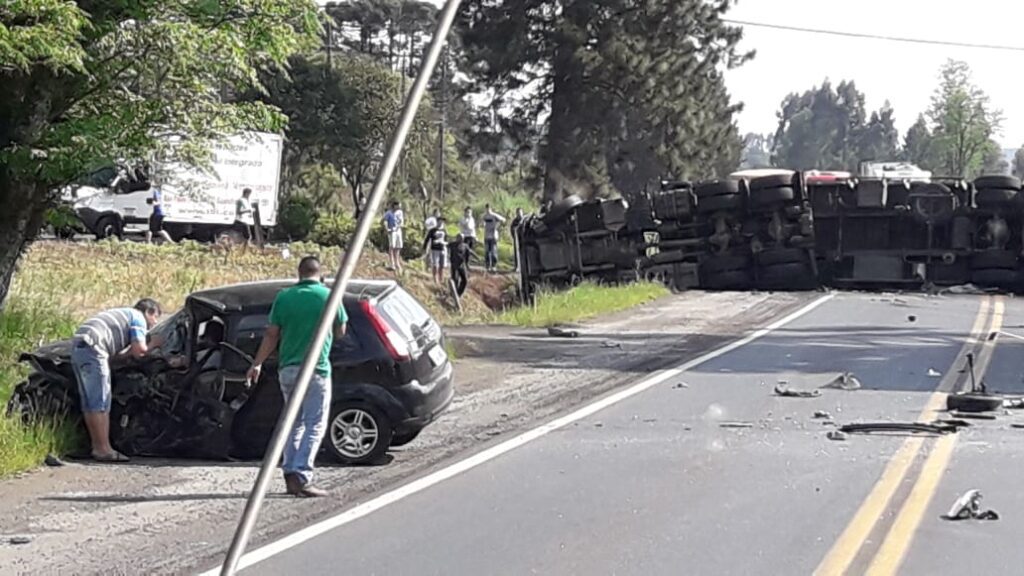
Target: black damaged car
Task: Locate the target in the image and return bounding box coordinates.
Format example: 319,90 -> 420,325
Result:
6,279 -> 455,465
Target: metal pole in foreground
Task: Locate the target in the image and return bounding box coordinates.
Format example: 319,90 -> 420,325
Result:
219,1 -> 464,573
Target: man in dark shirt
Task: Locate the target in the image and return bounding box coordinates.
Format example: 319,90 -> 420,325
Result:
449,233 -> 473,297
510,208 -> 525,272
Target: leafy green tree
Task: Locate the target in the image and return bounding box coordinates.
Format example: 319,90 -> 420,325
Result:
854,102 -> 899,164
901,115 -> 937,170
740,133 -> 775,169
772,80 -> 871,171
980,141 -> 1009,175
461,0 -> 749,200
0,0 -> 320,309
927,59 -> 1002,178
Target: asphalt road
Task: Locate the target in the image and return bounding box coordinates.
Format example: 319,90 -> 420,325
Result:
210,292 -> 1024,576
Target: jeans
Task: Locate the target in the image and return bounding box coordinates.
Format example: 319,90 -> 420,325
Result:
71,344 -> 111,413
278,365 -> 332,486
485,239 -> 498,270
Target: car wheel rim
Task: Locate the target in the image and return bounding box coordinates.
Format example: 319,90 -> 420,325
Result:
330,408 -> 379,459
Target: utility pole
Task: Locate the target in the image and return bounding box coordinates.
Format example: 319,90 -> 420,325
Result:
325,16 -> 333,71
436,45 -> 448,202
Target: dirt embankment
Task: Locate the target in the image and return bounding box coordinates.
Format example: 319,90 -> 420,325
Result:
0,290 -> 810,576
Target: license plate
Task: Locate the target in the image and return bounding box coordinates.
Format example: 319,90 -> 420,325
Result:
427,345 -> 447,366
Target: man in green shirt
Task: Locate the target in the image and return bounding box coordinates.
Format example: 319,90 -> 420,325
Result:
247,256 -> 347,497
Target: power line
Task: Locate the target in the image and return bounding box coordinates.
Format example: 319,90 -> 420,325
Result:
723,19 -> 1024,53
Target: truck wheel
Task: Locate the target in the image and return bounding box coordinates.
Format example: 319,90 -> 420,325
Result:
93,215 -> 119,240
696,193 -> 742,214
975,188 -> 1018,209
749,186 -> 796,209
215,229 -> 246,246
974,175 -> 1021,191
749,174 -> 795,191
702,270 -> 752,290
757,248 -> 807,267
695,180 -> 741,198
970,250 -> 1018,270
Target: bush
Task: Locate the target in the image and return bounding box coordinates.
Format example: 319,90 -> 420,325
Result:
45,203 -> 86,239
310,211 -> 358,247
275,196 -> 318,241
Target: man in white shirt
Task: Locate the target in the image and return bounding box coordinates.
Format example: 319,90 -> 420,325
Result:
459,207 -> 477,251
234,188 -> 255,249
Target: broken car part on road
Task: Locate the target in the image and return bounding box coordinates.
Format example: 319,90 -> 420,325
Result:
942,489 -> 999,521
838,421 -> 968,436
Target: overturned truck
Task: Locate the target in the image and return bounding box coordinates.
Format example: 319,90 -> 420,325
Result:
517,172 -> 1024,297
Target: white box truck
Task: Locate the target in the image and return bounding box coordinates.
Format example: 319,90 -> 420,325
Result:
68,132 -> 283,241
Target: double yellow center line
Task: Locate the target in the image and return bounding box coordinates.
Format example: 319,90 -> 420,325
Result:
815,296 -> 1005,576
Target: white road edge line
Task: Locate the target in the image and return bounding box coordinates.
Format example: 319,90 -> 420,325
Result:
199,293 -> 836,575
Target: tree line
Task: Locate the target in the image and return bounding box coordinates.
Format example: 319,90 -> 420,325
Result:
744,59 -> 1013,179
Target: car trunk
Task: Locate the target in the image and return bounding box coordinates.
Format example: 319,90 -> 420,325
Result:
371,287 -> 447,378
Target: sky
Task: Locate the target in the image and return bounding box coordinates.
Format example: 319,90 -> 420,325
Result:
724,0 -> 1024,147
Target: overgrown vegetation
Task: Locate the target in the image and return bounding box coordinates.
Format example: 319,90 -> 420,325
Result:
492,282 -> 669,328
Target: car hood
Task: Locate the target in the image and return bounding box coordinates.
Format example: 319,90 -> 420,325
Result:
20,339 -> 74,364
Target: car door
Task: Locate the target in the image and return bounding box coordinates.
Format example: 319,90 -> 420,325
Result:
226,312 -> 282,457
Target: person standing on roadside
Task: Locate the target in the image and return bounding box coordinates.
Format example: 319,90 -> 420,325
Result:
459,207 -> 477,252
247,256 -> 347,498
145,180 -> 174,244
482,204 -> 507,273
449,233 -> 473,297
510,207 -> 525,272
71,299 -> 165,462
423,208 -> 441,268
234,188 -> 255,249
383,201 -> 405,273
423,216 -> 449,284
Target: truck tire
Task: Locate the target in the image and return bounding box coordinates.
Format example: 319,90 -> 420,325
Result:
971,268 -> 1018,288
696,193 -> 742,214
946,393 -> 1004,413
93,215 -> 120,240
701,254 -> 751,274
970,250 -> 1018,271
702,270 -> 752,290
758,262 -> 816,289
749,186 -> 796,209
974,175 -> 1021,191
757,248 -> 807,267
749,174 -> 795,191
975,188 -> 1018,209
695,180 -> 741,198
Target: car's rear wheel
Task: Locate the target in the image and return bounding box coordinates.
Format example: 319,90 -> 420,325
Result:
326,402 -> 393,465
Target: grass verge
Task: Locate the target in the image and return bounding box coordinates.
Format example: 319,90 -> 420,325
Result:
492,281 -> 669,328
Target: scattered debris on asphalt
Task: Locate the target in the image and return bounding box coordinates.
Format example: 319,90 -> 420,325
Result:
602,340 -> 622,349
44,453 -> 64,467
822,372 -> 862,391
944,283 -> 987,295
948,411 -> 997,421
547,326 -> 580,338
927,368 -> 942,377
1011,423 -> 1024,430
774,385 -> 821,398
672,382 -> 690,390
907,315 -> 917,323
813,410 -> 833,420
826,430 -> 848,441
719,422 -> 754,429
942,489 -> 999,521
7,536 -> 32,545
839,421 -> 967,435
947,392 -> 1004,413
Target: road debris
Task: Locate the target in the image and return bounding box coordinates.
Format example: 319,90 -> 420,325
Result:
942,489 -> 999,521
672,382 -> 689,390
44,453 -> 64,467
7,536 -> 32,545
947,392 -> 1004,413
948,411 -> 997,421
822,372 -> 862,391
927,368 -> 942,377
907,315 -> 917,323
826,430 -> 848,441
944,283 -> 987,295
1010,423 -> 1024,429
774,385 -> 821,398
547,326 -> 580,338
839,421 -> 967,435
719,421 -> 754,429
602,340 -> 622,349
813,410 -> 833,420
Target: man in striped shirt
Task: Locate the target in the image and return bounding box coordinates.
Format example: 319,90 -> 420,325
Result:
71,299 -> 164,462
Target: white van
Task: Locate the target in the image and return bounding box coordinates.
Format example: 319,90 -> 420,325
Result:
70,132 -> 283,241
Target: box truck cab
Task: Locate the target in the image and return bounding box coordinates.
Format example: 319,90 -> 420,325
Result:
70,132 -> 283,241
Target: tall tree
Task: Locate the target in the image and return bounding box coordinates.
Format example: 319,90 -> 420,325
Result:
740,133 -> 774,169
980,141 -> 1009,175
461,0 -> 750,200
901,115 -> 937,170
1013,146 -> 1024,179
772,80 -> 873,171
854,102 -> 899,164
927,59 -> 1002,178
0,0 -> 320,309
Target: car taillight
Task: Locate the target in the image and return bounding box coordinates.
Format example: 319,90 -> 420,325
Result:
360,300 -> 410,361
